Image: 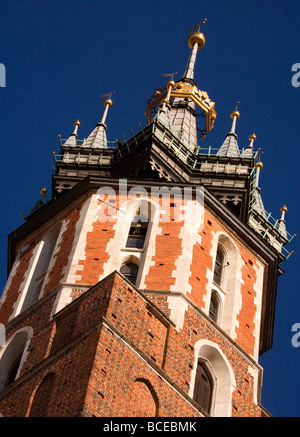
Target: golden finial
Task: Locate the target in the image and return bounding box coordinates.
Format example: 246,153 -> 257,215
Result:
249,133 -> 257,142
103,98 -> 113,108
255,161 -> 263,170
230,101 -> 240,119
71,119 -> 81,136
40,187 -> 47,196
99,92 -> 115,125
280,205 -> 288,213
100,92 -> 115,108
188,19 -> 207,50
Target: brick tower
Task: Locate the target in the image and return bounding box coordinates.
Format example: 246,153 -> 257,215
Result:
0,22 -> 294,417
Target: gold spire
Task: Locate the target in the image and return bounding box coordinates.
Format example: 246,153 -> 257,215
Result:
72,119 -> 81,136
100,92 -> 114,125
280,205 -> 288,216
230,101 -> 240,120
229,102 -> 240,134
145,22 -> 216,138
254,160 -> 263,187
187,19 -> 207,50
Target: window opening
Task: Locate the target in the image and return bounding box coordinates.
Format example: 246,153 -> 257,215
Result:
120,263 -> 138,285
6,355 -> 22,386
213,247 -> 224,286
193,360 -> 213,414
209,292 -> 219,322
126,218 -> 148,249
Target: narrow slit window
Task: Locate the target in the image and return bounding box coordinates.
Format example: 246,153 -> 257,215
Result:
213,247 -> 224,286
209,292 -> 219,323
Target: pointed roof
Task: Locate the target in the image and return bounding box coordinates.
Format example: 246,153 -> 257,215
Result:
146,19 -> 216,143
84,97 -> 113,149
63,120 -> 81,147
164,21 -> 208,147
84,122 -> 108,148
242,133 -> 256,158
218,133 -> 240,157
218,107 -> 240,157
251,161 -> 267,218
277,205 -> 288,239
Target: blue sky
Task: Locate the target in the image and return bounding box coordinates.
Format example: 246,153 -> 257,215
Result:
0,0 -> 299,417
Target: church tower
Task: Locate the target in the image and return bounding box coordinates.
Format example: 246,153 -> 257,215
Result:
0,22 -> 295,417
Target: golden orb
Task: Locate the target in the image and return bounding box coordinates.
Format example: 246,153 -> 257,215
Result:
255,161 -> 263,170
280,205 -> 288,213
73,119 -> 81,127
103,98 -> 113,107
166,80 -> 176,89
40,187 -> 47,195
188,31 -> 206,50
249,133 -> 257,142
230,110 -> 240,119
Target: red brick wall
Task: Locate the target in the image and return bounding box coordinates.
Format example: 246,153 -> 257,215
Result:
144,197 -> 184,290
0,239 -> 39,324
76,195 -> 116,284
0,272 -> 266,417
1,193 -> 260,360
43,204 -> 84,295
187,210 -> 258,357
0,201 -> 85,324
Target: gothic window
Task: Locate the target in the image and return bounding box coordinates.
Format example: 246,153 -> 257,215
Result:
21,222 -> 62,312
6,354 -> 22,386
213,246 -> 224,286
209,291 -> 219,323
193,360 -> 213,414
126,218 -> 148,249
0,328 -> 32,392
193,341 -> 236,417
120,262 -> 139,285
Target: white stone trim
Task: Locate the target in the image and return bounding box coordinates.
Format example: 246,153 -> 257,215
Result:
189,339 -> 236,417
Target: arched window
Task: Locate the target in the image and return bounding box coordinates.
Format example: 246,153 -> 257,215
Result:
209,292 -> 219,323
191,340 -> 236,417
126,217 -> 148,249
213,246 -> 225,286
21,222 -> 62,312
120,262 -> 139,285
193,360 -> 213,414
0,328 -> 32,392
6,354 -> 23,387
